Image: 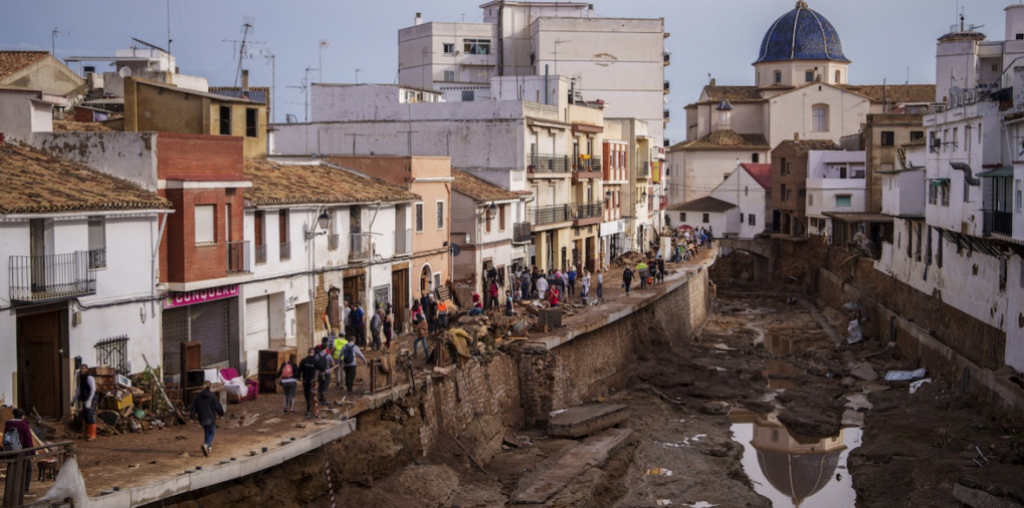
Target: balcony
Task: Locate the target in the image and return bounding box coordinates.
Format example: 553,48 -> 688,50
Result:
254,244 -> 267,265
227,241 -> 250,274
328,234 -> 340,251
573,202 -> 603,227
636,160 -> 650,179
664,81 -> 670,94
664,52 -> 671,66
279,241 -> 292,261
529,154 -> 571,174
9,251 -> 96,304
663,109 -> 671,123
350,233 -> 371,262
88,248 -> 106,269
985,210 -> 1013,237
530,204 -> 572,226
513,222 -> 532,243
573,156 -> 602,181
396,228 -> 412,255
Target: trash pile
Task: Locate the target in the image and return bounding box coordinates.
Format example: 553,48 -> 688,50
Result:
89,366 -> 181,437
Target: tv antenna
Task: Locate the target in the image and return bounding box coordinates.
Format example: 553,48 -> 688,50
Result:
286,66 -> 318,122
260,49 -> 277,123
225,16 -> 261,88
355,69 -> 365,84
319,39 -> 330,83
50,27 -> 70,56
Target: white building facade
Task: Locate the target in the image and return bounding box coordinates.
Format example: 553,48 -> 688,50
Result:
805,150 -> 867,238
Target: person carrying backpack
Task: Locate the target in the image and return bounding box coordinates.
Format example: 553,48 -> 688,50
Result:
3,408 -> 34,494
73,364 -> 97,441
340,341 -> 368,394
189,381 -> 225,457
298,348 -> 323,418
277,354 -> 298,414
314,346 -> 334,406
622,267 -> 634,295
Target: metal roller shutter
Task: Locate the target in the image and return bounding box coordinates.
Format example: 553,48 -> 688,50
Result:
245,297 -> 270,373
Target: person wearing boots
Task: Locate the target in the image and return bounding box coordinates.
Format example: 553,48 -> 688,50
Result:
73,364 -> 97,441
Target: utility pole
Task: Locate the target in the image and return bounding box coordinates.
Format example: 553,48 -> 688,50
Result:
166,0 -> 172,60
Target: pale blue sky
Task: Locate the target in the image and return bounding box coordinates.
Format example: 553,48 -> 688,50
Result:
1,0 -> 1016,142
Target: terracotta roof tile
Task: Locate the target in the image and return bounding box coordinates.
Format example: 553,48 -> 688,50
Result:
0,51 -> 48,80
245,159 -> 419,206
774,139 -> 840,153
701,85 -> 763,102
841,84 -> 936,104
0,141 -> 170,214
670,130 -> 770,152
740,163 -> 772,190
451,170 -> 519,203
665,196 -> 736,213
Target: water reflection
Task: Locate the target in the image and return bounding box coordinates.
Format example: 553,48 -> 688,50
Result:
730,410 -> 862,508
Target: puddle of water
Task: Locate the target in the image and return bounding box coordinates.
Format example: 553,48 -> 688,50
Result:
729,414 -> 862,508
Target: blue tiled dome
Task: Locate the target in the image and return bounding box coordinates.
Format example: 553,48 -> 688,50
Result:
755,1 -> 849,64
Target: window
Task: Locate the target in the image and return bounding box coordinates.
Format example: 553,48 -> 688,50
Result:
965,125 -> 972,152
928,184 -> 938,205
462,90 -> 475,102
798,189 -> 806,198
805,70 -> 815,82
926,226 -> 933,265
952,128 -> 958,151
485,207 -> 492,232
219,106 -> 231,136
739,213 -> 744,223
774,70 -> 782,84
752,153 -> 759,163
978,122 -> 983,143
464,39 -> 491,55
748,214 -> 756,226
786,188 -> 793,201
94,336 -> 129,375
443,43 -> 455,54
937,233 -> 943,268
679,212 -> 687,222
436,200 -> 445,229
943,129 -> 949,152
499,204 -> 507,231
88,217 -> 106,268
195,205 -> 215,244
779,158 -> 787,175
808,193 -> 814,206
941,182 -> 950,206
745,186 -> 749,196
444,70 -> 455,82
835,195 -> 852,208
835,70 -> 841,83
915,223 -> 922,262
812,105 -> 829,132
1000,257 -> 1008,292
910,131 -> 924,141
245,108 -> 258,138
881,131 -> 895,146
781,184 -> 788,201
702,213 -> 710,223
279,209 -> 290,260
786,161 -> 792,174
415,203 -> 424,232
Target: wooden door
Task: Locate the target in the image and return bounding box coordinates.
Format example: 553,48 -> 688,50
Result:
392,269 -> 408,331
17,311 -> 61,417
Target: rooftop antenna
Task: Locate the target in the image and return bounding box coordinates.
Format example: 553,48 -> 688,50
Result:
461,13 -> 466,22
286,79 -> 309,123
261,49 -> 276,123
50,26 -> 69,57
234,16 -> 256,88
166,0 -> 172,60
319,39 -> 330,83
355,69 -> 365,84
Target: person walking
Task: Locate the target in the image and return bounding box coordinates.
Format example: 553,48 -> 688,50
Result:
383,306 -> 395,353
437,299 -> 449,330
596,270 -> 604,301
425,294 -> 439,334
636,260 -> 649,290
370,308 -> 383,352
349,303 -> 366,348
3,408 -> 34,494
567,266 -> 577,296
339,341 -> 368,394
414,307 -> 430,360
581,271 -> 591,302
277,354 -> 298,414
189,381 -> 225,457
657,257 -> 666,283
314,345 -> 334,406
298,348 -> 323,418
504,290 -> 514,316
73,364 -> 97,441
622,267 -> 634,295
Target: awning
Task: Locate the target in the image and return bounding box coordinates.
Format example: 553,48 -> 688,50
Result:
976,166 -> 1013,178
930,178 -> 949,187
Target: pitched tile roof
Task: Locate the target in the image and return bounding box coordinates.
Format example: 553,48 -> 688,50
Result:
0,141 -> 170,214
840,84 -> 936,104
451,170 -> 519,203
670,130 -> 770,152
244,159 -> 419,207
740,163 -> 772,190
774,138 -> 840,153
665,196 -> 736,213
0,51 -> 49,81
700,85 -> 764,103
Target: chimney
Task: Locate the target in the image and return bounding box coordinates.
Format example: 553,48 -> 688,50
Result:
794,132 -> 800,141
709,78 -> 716,87
415,12 -> 423,26
242,70 -> 249,93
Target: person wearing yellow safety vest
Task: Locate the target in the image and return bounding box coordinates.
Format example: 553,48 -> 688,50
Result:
331,332 -> 348,389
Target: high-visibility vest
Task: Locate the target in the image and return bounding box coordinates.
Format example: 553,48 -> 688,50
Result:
332,337 -> 348,360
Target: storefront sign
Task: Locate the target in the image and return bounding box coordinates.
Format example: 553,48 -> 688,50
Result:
163,285 -> 240,309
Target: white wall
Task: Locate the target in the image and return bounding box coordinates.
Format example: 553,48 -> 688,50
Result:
767,84 -> 870,148
33,132 -> 159,191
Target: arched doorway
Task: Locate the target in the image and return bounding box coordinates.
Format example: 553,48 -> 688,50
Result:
419,264 -> 433,297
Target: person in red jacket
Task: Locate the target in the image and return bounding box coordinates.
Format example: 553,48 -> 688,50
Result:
549,286 -> 560,307
4,408 -> 34,493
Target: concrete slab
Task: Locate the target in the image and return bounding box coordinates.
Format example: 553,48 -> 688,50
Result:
547,404 -> 629,438
510,428 -> 635,505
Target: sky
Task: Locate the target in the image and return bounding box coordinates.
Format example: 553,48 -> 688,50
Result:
1,0 -> 1018,142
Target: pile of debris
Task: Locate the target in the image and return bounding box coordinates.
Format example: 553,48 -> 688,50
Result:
612,251 -> 645,268
89,366 -> 183,437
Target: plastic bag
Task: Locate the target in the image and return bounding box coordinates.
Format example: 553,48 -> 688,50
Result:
39,457 -> 91,508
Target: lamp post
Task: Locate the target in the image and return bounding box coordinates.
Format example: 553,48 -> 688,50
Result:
305,211 -> 331,240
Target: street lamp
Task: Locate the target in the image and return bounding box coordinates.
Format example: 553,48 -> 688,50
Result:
305,211 -> 332,240
478,202 -> 498,221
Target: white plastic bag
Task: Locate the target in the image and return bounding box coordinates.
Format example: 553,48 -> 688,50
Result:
39,457 -> 91,508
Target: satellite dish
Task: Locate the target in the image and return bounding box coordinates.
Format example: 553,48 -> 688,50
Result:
118,66 -> 132,78
950,85 -> 962,97
450,243 -> 462,257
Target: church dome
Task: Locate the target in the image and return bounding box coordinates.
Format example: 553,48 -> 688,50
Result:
755,1 -> 849,64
